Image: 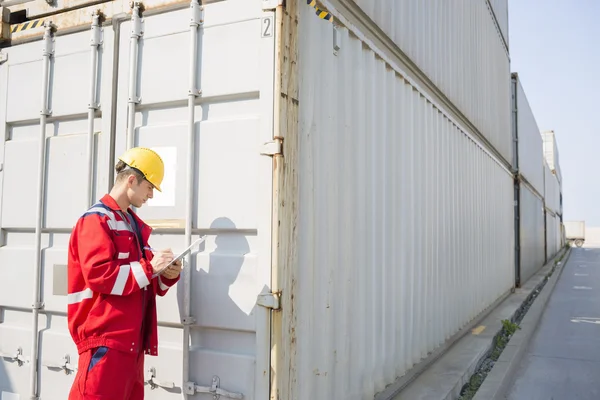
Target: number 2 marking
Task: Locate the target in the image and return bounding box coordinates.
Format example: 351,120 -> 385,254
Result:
262,17 -> 273,37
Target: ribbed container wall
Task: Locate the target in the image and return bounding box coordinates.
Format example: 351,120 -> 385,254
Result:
544,161 -> 560,214
513,75 -> 544,194
546,213 -> 559,260
488,0 -> 509,44
519,183 -> 546,283
351,0 -> 512,163
541,130 -> 562,185
289,6 -> 515,398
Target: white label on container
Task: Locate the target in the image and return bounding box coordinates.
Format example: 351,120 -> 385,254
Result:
1,392 -> 20,400
147,146 -> 177,207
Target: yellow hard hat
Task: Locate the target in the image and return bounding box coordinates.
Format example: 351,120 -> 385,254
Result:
118,147 -> 164,192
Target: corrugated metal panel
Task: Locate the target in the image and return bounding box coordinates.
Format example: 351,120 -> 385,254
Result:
0,2 -> 276,399
544,160 -> 560,214
541,130 -> 562,185
350,0 -> 512,163
513,74 -> 544,194
488,0 -> 509,45
284,7 -> 515,398
519,183 -> 545,284
545,213 -> 559,260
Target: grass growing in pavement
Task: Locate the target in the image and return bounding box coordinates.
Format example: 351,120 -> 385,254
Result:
457,320 -> 521,400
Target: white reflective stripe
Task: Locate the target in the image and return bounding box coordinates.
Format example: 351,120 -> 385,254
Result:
158,276 -> 169,291
111,264 -> 131,295
118,252 -> 129,259
87,206 -> 115,219
130,261 -> 150,289
67,288 -> 94,304
107,220 -> 132,232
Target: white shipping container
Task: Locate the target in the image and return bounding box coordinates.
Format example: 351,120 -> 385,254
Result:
564,221 -> 585,239
488,0 -> 509,45
541,130 -> 562,185
350,0 -> 512,164
544,160 -> 561,214
545,212 -> 559,261
518,182 -> 545,284
512,73 -> 544,195
0,1 -> 517,399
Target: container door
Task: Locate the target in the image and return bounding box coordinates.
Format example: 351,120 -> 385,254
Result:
0,18 -> 115,399
113,1 -> 275,399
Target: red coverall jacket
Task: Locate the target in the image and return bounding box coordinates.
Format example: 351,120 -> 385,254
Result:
67,194 -> 179,357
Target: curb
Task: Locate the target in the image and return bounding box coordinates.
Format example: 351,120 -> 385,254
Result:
471,247 -> 572,400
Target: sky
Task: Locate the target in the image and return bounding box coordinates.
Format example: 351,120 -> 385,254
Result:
507,0 -> 600,226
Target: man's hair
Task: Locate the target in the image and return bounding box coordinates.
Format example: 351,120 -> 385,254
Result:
115,160 -> 145,185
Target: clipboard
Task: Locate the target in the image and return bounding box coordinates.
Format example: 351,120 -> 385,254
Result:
152,235 -> 207,278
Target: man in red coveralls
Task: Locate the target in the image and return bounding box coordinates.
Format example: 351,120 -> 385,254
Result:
67,147 -> 182,399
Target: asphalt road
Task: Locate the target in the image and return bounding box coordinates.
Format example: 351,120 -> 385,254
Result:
507,247 -> 600,400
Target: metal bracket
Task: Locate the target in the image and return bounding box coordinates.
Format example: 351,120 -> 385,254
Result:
145,366 -> 175,389
42,22 -> 57,57
189,375 -> 244,399
90,11 -> 104,47
257,292 -> 280,310
0,347 -> 26,366
262,0 -> 283,10
32,301 -> 45,310
128,96 -> 142,104
181,316 -> 196,325
333,25 -> 341,55
130,1 -> 144,38
190,0 -> 204,27
260,138 -> 283,156
188,88 -> 202,97
0,51 -> 7,64
43,354 -> 76,374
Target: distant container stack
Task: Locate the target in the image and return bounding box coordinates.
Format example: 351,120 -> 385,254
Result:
511,73 -> 564,287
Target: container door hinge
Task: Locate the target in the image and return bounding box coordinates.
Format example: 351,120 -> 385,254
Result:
145,367 -> 175,389
0,347 -> 26,366
0,50 -> 7,64
43,354 -> 76,374
185,375 -> 244,399
260,138 -> 283,156
262,0 -> 283,10
257,291 -> 280,310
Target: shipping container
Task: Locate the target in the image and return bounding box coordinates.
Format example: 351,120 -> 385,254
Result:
517,182 -> 545,285
488,0 -> 509,45
511,73 -> 544,195
543,159 -> 561,214
349,0 -> 512,164
0,1 -> 516,399
541,130 -> 562,186
545,211 -> 560,261
564,220 -> 585,247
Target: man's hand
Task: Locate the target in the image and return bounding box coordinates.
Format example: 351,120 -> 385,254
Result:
150,248 -> 174,275
161,259 -> 182,280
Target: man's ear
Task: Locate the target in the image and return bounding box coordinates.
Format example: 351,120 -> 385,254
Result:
127,174 -> 136,187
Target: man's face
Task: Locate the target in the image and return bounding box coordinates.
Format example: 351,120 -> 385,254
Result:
127,175 -> 155,208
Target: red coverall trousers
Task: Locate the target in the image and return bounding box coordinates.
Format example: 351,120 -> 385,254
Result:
68,346 -> 145,399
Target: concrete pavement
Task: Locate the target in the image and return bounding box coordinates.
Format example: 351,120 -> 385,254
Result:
506,247 -> 600,400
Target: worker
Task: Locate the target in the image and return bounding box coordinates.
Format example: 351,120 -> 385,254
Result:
66,147 -> 182,399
